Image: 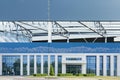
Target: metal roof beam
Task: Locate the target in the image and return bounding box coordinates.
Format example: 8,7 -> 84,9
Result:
78,21 -> 105,37
94,21 -> 106,35
54,22 -> 70,38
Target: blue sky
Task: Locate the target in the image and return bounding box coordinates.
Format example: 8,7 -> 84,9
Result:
0,43 -> 120,53
0,0 -> 120,20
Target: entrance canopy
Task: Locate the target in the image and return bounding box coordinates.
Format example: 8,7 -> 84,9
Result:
1,21 -> 120,42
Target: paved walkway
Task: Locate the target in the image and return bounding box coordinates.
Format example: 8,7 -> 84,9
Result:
0,76 -> 119,80
0,76 -> 100,80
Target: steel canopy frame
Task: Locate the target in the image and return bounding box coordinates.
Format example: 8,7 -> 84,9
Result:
16,21 -> 70,42
78,21 -> 105,37
1,21 -> 120,42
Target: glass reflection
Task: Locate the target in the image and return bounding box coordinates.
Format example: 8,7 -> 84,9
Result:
2,55 -> 20,75
30,55 -> 34,75
50,55 -> 55,74
37,55 -> 41,74
23,55 -> 27,75
107,56 -> 110,76
114,56 -> 117,76
43,55 -> 48,74
100,56 -> 103,76
87,56 -> 96,74
58,56 -> 62,73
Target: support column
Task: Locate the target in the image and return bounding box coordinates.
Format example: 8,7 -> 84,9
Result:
34,55 -> 37,74
67,37 -> 69,43
55,55 -> 58,76
0,55 -> 2,75
110,55 -> 114,76
48,55 -> 50,75
96,55 -> 100,76
105,37 -> 107,43
27,55 -> 30,75
41,55 -> 43,74
62,64 -> 66,74
48,22 -> 52,43
103,55 -> 107,76
117,55 -> 120,76
82,64 -> 86,74
20,55 -> 23,76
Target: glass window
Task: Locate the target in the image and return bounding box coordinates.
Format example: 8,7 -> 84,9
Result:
37,55 -> 41,74
107,56 -> 111,76
114,56 -> 117,76
30,55 -> 34,75
58,56 -> 62,73
87,56 -> 96,74
43,55 -> 48,74
2,55 -> 20,75
100,56 -> 103,76
23,55 -> 27,75
50,55 -> 55,74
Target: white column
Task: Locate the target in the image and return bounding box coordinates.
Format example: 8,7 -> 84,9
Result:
62,64 -> 66,74
0,55 -> 2,75
27,55 -> 30,75
20,55 -> 23,76
41,55 -> 43,74
96,55 -> 100,76
48,22 -> 52,43
67,37 -> 69,43
48,55 -> 50,75
117,55 -> 120,76
34,55 -> 37,74
82,64 -> 86,74
105,37 -> 107,43
103,55 -> 107,76
55,55 -> 58,76
110,55 -> 114,76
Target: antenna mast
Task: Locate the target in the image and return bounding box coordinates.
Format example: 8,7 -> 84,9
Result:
48,0 -> 50,21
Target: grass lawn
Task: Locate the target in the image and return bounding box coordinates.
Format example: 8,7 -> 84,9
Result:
28,76 -> 120,80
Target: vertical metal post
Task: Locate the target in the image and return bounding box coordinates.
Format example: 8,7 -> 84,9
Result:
103,55 -> 107,76
20,55 -> 23,76
34,55 -> 37,74
62,64 -> 66,74
48,0 -> 50,20
117,55 -> 120,76
48,22 -> 52,43
67,37 -> 69,43
48,55 -> 50,75
110,55 -> 114,76
0,55 -> 2,75
105,37 -> 107,43
96,55 -> 100,76
41,55 -> 43,74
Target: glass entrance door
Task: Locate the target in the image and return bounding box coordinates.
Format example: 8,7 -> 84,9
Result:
66,65 -> 82,75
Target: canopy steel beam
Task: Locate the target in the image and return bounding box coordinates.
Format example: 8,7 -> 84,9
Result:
16,21 -> 69,38
16,22 -> 47,32
78,21 -> 105,37
94,21 -> 106,35
54,22 -> 69,38
13,22 -> 32,34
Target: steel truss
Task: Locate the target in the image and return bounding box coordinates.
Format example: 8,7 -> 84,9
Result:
0,21 -> 120,43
